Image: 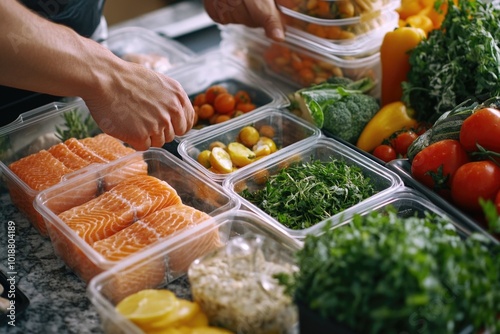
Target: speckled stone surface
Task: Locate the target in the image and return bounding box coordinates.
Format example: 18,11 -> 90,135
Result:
0,192 -> 103,334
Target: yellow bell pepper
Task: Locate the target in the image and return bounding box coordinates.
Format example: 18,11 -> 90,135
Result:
380,26 -> 426,107
404,14 -> 434,35
356,101 -> 418,153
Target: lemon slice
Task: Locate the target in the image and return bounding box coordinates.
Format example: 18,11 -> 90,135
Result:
145,299 -> 205,330
209,147 -> 233,174
115,289 -> 179,325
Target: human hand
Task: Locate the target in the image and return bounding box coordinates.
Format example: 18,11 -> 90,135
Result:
83,62 -> 195,151
203,0 -> 285,41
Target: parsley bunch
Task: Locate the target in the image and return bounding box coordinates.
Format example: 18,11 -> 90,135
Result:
402,0 -> 500,123
240,158 -> 376,230
279,208 -> 500,333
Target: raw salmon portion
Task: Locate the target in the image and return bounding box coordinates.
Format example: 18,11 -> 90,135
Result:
47,142 -> 92,170
79,133 -> 136,161
64,138 -> 108,164
9,150 -> 73,191
58,175 -> 182,244
8,150 -> 74,235
92,204 -> 213,261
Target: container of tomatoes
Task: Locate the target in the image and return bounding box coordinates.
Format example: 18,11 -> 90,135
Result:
166,50 -> 289,140
177,108 -> 321,184
386,100 -> 500,241
220,25 -> 382,94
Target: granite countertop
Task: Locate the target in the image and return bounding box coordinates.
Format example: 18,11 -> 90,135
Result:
0,191 -> 103,334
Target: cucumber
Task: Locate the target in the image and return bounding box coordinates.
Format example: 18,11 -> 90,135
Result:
407,96 -> 500,161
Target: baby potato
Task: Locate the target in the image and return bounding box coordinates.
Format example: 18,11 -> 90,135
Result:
209,147 -> 233,174
238,126 -> 260,148
253,136 -> 277,156
197,150 -> 212,169
209,141 -> 227,151
227,142 -> 256,167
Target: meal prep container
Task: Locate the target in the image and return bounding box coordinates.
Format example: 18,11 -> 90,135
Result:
166,50 -> 290,139
0,99 -> 100,236
276,0 -> 401,20
34,148 -> 240,283
386,158 -> 500,243
177,108 -> 322,184
104,26 -> 195,74
87,210 -> 301,334
220,25 -> 381,96
281,9 -> 399,55
297,186 -> 498,334
223,136 -> 404,239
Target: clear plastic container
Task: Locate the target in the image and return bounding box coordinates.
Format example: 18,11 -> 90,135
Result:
281,8 -> 399,46
223,137 -> 404,239
87,210 -> 301,334
276,0 -> 401,20
177,108 -> 322,184
166,50 -> 290,139
0,99 -> 101,236
104,26 -> 195,74
34,148 -> 240,283
386,159 -> 500,244
220,25 -> 381,96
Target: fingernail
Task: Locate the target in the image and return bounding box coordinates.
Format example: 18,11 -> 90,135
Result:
271,28 -> 285,41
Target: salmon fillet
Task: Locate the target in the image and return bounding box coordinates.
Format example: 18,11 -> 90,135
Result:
58,175 -> 182,244
92,204 -> 212,261
47,142 -> 91,171
79,133 -> 136,161
64,138 -> 108,164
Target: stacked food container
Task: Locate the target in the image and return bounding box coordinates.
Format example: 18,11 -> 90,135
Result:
220,0 -> 401,97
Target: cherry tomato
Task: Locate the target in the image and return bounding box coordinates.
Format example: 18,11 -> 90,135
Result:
214,93 -> 236,114
410,139 -> 470,198
451,160 -> 500,213
205,85 -> 228,104
192,93 -> 206,107
197,104 -> 214,120
391,130 -> 418,156
459,107 -> 500,152
235,102 -> 256,113
234,90 -> 251,104
372,144 -> 397,163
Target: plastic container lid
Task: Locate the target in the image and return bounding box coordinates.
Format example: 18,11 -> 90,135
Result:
105,26 -> 195,74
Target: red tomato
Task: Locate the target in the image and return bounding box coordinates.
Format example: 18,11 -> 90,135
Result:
214,93 -> 236,114
451,160 -> 500,213
459,107 -> 500,152
234,90 -> 251,104
205,85 -> 228,104
410,139 -> 470,197
235,102 -> 256,113
372,144 -> 397,163
391,130 -> 419,156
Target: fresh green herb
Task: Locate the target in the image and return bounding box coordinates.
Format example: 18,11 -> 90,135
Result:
402,0 -> 500,123
240,158 -> 376,230
55,109 -> 98,141
277,208 -> 500,333
479,198 -> 500,234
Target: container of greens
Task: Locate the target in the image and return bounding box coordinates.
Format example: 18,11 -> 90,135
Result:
223,136 -> 404,239
276,187 -> 500,334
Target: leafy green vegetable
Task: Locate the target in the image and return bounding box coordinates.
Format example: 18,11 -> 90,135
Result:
402,0 -> 500,123
277,208 -> 500,333
55,109 -> 98,141
240,157 -> 376,230
288,77 -> 379,144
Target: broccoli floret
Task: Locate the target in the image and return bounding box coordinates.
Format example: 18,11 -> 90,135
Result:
322,93 -> 380,144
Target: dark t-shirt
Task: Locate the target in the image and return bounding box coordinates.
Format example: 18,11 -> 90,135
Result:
0,0 -> 106,126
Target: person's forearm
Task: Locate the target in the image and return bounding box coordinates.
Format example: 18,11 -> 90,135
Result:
0,0 -> 121,100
